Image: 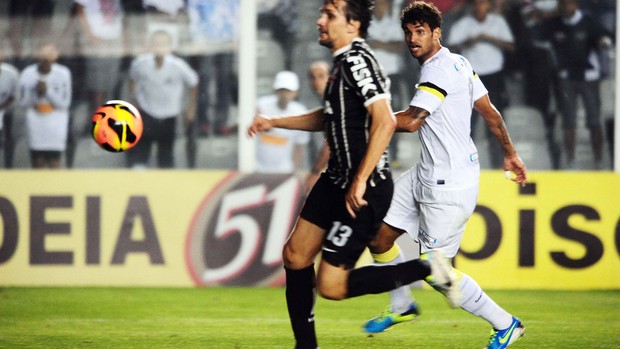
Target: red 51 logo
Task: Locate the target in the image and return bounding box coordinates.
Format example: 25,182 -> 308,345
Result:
185,174 -> 303,286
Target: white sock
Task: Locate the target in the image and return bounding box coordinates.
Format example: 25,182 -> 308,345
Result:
457,270 -> 513,330
372,244 -> 416,314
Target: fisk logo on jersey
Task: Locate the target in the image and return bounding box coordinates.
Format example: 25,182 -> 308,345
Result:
346,56 -> 377,95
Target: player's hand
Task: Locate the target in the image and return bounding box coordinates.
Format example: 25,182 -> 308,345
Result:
503,154 -> 527,187
345,179 -> 368,219
247,115 -> 272,137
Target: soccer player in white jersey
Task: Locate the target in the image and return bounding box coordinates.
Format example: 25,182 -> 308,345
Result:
361,2 -> 528,349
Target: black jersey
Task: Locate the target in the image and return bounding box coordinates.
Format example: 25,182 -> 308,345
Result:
322,39 -> 392,189
540,13 -> 613,80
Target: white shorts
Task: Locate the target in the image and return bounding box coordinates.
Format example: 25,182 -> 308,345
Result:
384,168 -> 479,258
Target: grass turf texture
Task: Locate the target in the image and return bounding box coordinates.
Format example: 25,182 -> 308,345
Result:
1,288 -> 618,348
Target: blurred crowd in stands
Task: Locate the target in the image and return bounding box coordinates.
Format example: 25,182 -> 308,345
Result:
0,0 -> 615,171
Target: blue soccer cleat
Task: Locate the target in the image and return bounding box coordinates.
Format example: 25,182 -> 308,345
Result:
484,316 -> 525,349
362,303 -> 420,333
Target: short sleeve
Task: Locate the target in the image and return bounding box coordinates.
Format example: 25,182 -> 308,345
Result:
341,51 -> 390,107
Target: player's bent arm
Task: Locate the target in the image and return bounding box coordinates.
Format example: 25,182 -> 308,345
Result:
356,99 -> 396,183
346,99 -> 396,217
475,94 -> 528,185
394,106 -> 429,133
474,94 -> 518,156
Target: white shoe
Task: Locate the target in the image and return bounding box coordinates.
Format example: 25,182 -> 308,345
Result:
423,250 -> 460,308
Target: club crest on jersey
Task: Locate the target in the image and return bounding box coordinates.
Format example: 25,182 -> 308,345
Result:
346,55 -> 377,95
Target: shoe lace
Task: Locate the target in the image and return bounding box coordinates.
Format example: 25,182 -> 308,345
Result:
487,329 -> 499,345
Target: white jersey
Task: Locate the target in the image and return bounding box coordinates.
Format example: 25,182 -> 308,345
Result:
447,13 -> 514,75
74,0 -> 123,40
18,63 -> 72,151
256,95 -> 309,173
410,47 -> 487,190
129,53 -> 199,119
0,62 -> 19,130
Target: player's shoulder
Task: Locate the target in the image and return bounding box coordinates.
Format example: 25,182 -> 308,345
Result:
423,48 -> 468,73
343,39 -> 379,62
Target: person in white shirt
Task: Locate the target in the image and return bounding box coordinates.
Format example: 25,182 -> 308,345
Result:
0,56 -> 19,168
74,0 -> 124,120
368,0 -> 407,168
362,3 -> 528,349
447,0 -> 515,169
255,71 -> 309,173
18,43 -> 72,169
127,30 -> 198,168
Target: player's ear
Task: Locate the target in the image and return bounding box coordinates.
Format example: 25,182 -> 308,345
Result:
433,27 -> 442,40
347,19 -> 361,34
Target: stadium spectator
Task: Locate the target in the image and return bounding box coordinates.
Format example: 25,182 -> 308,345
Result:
74,0 -> 125,134
187,0 -> 238,137
368,0 -> 407,169
254,71 -> 310,174
18,43 -> 72,169
447,0 -> 515,169
537,0 -> 614,169
0,54 -> 19,168
6,0 -> 56,70
258,0 -> 298,70
142,0 -> 188,51
509,0 -> 562,169
126,30 -> 198,169
305,60 -> 331,193
360,3 -> 527,349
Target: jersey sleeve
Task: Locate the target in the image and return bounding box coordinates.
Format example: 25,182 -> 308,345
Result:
472,70 -> 488,102
341,51 -> 390,107
409,65 -> 448,114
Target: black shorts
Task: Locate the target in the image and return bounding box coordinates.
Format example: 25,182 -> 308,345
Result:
300,173 -> 393,269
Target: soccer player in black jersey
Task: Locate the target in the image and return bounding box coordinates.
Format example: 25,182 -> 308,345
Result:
247,1 -> 458,348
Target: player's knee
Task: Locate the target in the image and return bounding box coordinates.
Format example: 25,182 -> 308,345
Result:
282,242 -> 311,269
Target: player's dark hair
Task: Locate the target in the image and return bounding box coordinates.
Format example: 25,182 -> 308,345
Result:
400,1 -> 442,31
325,0 -> 375,38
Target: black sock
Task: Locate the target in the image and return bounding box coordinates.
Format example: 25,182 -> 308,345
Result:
346,259 -> 431,298
285,265 -> 318,349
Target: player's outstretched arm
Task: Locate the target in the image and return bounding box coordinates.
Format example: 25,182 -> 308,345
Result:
474,94 -> 527,186
247,107 -> 326,137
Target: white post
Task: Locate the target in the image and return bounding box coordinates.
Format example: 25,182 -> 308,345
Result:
238,0 -> 257,172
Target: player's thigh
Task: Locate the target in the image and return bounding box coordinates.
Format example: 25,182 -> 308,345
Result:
282,217 -> 325,269
384,168 -> 420,238
417,185 -> 478,258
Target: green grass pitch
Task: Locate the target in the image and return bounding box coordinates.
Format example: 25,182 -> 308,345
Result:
1,287 -> 618,348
